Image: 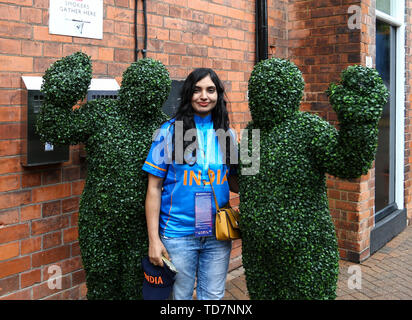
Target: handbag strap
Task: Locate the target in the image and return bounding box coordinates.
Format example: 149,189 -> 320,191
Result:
204,170 -> 220,211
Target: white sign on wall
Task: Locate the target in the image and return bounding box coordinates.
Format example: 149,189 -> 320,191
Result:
49,0 -> 103,39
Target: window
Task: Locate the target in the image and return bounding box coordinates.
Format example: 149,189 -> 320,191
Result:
375,19 -> 396,220
376,0 -> 392,15
374,1 -> 405,222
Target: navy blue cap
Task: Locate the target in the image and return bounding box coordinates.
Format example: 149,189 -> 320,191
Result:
142,256 -> 176,300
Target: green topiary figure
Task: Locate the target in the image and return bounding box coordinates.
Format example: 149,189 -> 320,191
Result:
36,52 -> 171,299
239,58 -> 388,300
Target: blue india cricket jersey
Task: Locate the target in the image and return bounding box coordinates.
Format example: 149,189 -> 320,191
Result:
142,114 -> 237,237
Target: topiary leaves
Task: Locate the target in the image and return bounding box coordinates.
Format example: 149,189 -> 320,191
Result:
118,58 -> 171,118
36,52 -> 170,299
327,65 -> 389,124
248,58 -> 305,126
41,51 -> 92,107
239,60 -> 387,300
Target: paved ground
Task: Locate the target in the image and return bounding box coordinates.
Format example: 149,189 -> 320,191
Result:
223,224 -> 412,300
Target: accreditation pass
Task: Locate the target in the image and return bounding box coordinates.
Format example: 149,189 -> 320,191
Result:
194,192 -> 213,237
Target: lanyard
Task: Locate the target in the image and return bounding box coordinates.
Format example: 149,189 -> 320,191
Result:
196,126 -> 215,181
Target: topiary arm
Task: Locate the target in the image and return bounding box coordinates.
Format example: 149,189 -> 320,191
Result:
311,65 -> 389,179
36,52 -> 94,145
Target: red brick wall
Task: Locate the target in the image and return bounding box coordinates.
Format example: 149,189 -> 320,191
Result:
268,0 -> 288,58
285,0 -> 378,262
144,0 -> 257,133
0,0 -> 260,300
0,0 -> 408,300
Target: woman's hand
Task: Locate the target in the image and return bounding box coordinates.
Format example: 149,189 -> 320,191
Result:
148,237 -> 170,267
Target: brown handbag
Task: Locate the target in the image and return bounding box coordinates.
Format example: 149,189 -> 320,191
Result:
207,171 -> 241,241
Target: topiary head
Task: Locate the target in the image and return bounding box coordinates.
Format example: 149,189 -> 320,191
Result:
248,58 -> 305,125
118,58 -> 171,118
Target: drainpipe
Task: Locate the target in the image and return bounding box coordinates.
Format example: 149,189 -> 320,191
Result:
142,0 -> 147,58
256,0 -> 268,63
134,0 -> 148,61
134,0 -> 139,61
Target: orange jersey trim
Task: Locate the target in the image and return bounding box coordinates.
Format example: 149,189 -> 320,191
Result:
145,161 -> 167,172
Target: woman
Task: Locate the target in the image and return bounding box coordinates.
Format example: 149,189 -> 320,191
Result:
142,68 -> 238,300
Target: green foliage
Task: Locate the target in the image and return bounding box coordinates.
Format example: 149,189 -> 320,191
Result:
118,59 -> 171,117
327,65 -> 388,124
41,52 -> 92,107
248,58 -> 305,125
239,59 -> 388,300
36,52 -> 170,299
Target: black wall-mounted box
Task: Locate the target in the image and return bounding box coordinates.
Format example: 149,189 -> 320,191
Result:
21,77 -> 120,167
162,80 -> 184,117
21,77 -> 182,166
21,76 -> 70,166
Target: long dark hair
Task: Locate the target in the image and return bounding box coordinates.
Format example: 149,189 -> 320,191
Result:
171,68 -> 236,167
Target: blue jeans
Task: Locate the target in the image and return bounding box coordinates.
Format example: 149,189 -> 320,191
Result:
160,234 -> 232,300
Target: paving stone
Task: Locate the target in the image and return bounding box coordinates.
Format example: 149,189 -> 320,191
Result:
224,225 -> 412,300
